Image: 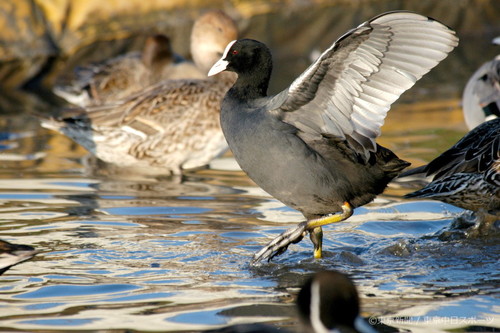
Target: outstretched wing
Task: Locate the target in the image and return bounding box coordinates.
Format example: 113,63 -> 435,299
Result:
277,11 -> 458,158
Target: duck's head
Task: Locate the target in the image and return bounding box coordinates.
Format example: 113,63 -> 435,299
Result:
297,270 -> 376,333
191,10 -> 239,75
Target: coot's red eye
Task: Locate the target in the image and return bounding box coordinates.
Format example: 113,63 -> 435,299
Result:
232,50 -> 238,55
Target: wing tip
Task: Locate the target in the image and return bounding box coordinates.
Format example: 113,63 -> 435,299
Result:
370,10 -> 458,41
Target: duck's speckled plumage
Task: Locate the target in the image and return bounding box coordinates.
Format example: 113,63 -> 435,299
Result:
54,34 -> 198,107
43,10 -> 238,175
45,72 -> 236,175
54,10 -> 237,107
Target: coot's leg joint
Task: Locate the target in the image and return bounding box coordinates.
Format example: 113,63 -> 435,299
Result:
251,202 -> 353,263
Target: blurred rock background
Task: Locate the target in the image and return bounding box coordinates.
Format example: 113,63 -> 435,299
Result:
0,0 -> 499,99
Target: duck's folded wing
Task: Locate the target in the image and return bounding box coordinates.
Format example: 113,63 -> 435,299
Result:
399,119 -> 499,181
70,78 -> 185,125
424,119 -> 500,179
277,11 -> 458,159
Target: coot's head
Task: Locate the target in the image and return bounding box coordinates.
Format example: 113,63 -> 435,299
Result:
208,39 -> 273,77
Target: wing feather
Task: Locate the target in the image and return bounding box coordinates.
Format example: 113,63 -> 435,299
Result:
277,11 -> 458,159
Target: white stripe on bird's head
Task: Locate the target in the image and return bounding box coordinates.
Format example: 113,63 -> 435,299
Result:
221,40 -> 237,58
310,280 -> 331,333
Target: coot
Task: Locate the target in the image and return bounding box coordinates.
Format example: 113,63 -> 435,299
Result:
208,11 -> 458,261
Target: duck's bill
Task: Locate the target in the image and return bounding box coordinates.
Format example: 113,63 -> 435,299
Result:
208,58 -> 228,76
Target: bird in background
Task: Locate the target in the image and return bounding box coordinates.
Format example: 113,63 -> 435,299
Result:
53,34 -> 196,107
462,36 -> 499,130
403,118 -> 499,224
208,11 -> 458,262
41,10 -> 238,176
401,38 -> 499,233
205,270 -> 376,333
52,9 -> 242,108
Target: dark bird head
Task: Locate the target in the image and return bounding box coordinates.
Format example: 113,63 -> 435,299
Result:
297,270 -> 361,332
208,39 -> 273,97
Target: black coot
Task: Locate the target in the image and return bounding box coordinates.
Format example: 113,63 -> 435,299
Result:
209,11 -> 458,262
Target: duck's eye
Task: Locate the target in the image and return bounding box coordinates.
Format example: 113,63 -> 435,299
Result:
232,50 -> 239,55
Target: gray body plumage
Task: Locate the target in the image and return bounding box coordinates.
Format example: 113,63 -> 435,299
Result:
221,92 -> 404,218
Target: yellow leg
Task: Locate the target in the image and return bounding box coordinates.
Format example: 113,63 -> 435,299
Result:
310,227 -> 323,259
306,202 -> 353,259
252,202 -> 353,263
